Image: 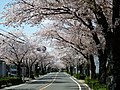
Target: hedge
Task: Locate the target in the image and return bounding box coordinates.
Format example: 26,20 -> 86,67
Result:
0,77 -> 23,88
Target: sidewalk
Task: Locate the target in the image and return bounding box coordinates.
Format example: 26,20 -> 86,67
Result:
23,74 -> 49,83
0,74 -> 47,90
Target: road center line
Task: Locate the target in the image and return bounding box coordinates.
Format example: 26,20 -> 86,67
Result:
39,72 -> 59,90
64,72 -> 81,90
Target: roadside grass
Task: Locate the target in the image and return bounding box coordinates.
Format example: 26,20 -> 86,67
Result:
85,77 -> 107,90
65,72 -> 107,90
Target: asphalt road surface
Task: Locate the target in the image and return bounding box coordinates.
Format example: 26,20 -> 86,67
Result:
3,72 -> 89,90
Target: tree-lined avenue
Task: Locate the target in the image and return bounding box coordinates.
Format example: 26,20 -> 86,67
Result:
4,72 -> 88,90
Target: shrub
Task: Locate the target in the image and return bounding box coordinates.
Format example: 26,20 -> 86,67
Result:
0,78 -> 9,88
30,74 -> 35,79
79,75 -> 86,79
9,77 -> 23,85
73,73 -> 80,79
73,73 -> 86,80
85,77 -> 107,90
0,77 -> 23,88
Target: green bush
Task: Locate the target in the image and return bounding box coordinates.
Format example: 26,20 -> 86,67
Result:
79,75 -> 86,79
85,77 -> 107,90
0,78 -> 10,87
9,77 -> 23,85
73,73 -> 86,80
0,77 -> 23,88
73,73 -> 80,79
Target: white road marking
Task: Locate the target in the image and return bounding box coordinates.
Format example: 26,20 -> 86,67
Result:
69,77 -> 81,90
84,84 -> 91,90
64,72 -> 81,90
4,84 -> 26,89
39,72 -> 59,90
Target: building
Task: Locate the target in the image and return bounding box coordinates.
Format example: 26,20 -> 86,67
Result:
9,64 -> 17,76
0,60 -> 6,77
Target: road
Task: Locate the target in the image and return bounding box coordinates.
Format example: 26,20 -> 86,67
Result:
3,72 -> 89,90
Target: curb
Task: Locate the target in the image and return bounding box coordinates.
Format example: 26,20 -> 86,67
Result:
65,73 -> 91,90
2,73 -> 51,90
72,76 -> 91,90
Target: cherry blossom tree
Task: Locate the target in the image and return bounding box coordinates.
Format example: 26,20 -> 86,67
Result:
0,31 -> 28,77
0,31 -> 53,78
37,20 -> 105,79
2,0 -> 119,86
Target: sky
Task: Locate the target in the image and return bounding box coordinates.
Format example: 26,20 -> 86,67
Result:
0,0 -> 46,37
0,0 -> 55,52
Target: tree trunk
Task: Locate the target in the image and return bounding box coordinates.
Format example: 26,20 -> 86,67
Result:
92,32 -> 107,83
26,67 -> 29,77
87,64 -> 90,76
111,0 -> 120,89
79,64 -> 83,75
35,63 -> 40,77
89,1 -> 110,84
17,63 -> 22,77
66,66 -> 69,73
89,54 -> 96,79
70,65 -> 73,76
98,48 -> 108,84
41,63 -> 46,75
111,23 -> 120,90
